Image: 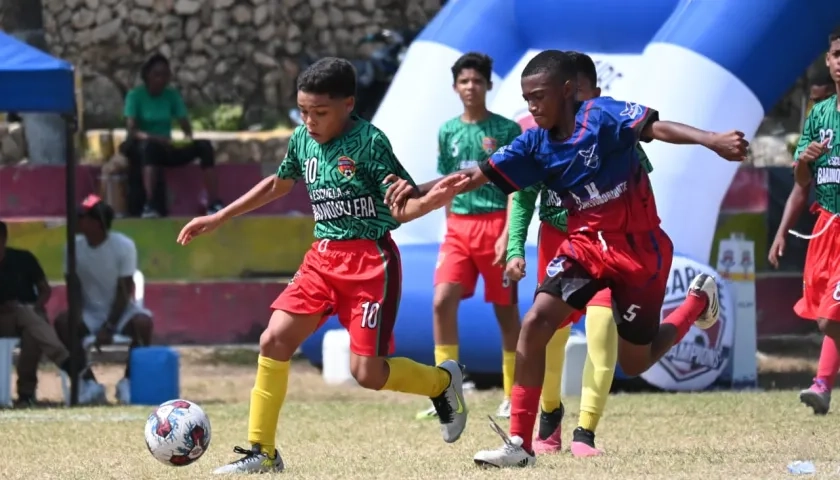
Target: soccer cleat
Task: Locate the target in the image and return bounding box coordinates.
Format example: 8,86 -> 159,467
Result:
688,273 -> 720,330
474,416 -> 536,468
115,378 -> 131,405
799,379 -> 831,415
212,445 -> 284,475
533,405 -> 564,454
430,360 -> 468,443
570,427 -> 604,457
495,399 -> 511,419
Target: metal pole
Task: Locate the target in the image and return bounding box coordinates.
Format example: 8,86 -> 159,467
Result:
63,111 -> 81,406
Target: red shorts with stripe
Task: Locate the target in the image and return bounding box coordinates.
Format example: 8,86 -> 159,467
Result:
271,235 -> 402,357
795,206 -> 840,322
435,211 -> 517,305
537,222 -> 583,326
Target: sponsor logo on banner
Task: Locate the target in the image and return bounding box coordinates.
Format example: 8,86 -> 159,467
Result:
640,255 -> 734,391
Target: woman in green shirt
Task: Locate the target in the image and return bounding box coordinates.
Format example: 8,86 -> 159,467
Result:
122,54 -> 224,218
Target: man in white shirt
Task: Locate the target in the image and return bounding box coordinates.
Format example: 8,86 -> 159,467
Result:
53,195 -> 153,404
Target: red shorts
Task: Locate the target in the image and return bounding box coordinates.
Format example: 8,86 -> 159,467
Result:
271,236 -> 401,357
435,211 -> 517,305
543,228 -> 674,345
795,206 -> 840,322
537,222 -> 583,325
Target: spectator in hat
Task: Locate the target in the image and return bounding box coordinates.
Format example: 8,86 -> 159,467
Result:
0,220 -> 76,406
53,195 -> 154,405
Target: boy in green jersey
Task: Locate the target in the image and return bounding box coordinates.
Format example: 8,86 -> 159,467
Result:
788,30 -> 840,415
505,52 -> 654,457
417,53 -> 524,421
177,58 -> 470,474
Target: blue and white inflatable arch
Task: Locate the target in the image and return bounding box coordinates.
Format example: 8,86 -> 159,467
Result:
302,0 -> 840,384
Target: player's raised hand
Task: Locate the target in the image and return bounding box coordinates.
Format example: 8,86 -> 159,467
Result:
768,234 -> 786,269
798,138 -> 830,163
383,174 -> 417,206
424,174 -> 469,209
177,214 -> 224,245
505,257 -> 526,282
709,130 -> 749,162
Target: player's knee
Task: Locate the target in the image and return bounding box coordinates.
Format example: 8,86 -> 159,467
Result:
520,308 -> 555,342
349,355 -> 388,390
432,284 -> 460,320
258,325 -> 296,361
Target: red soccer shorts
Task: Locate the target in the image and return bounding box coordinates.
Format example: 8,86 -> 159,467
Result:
545,228 -> 675,345
435,210 -> 517,305
271,235 -> 401,357
537,221 -> 583,326
795,206 -> 840,322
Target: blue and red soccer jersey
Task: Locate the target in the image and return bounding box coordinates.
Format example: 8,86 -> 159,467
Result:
478,97 -> 661,234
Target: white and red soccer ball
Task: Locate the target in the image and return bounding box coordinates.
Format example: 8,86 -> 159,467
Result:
144,399 -> 211,466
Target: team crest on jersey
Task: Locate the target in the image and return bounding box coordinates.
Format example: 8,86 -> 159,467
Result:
546,256 -> 569,278
337,156 -> 356,179
577,144 -> 600,169
514,110 -> 537,131
620,102 -> 643,119
482,137 -> 497,155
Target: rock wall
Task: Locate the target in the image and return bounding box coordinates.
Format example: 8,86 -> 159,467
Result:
42,0 -> 442,128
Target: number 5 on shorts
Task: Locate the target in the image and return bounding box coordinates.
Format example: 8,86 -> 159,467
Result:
623,304 -> 640,322
360,301 -> 381,329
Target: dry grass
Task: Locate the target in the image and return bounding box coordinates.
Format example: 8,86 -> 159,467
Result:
0,347 -> 837,480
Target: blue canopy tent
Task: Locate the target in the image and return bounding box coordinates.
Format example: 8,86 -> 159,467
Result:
0,31 -> 85,405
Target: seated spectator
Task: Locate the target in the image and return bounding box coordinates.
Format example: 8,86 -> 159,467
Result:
0,220 -> 76,407
121,53 -> 225,218
54,195 -> 154,404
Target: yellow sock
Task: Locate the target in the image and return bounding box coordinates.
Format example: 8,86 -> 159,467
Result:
579,306 -> 618,432
383,357 -> 451,397
502,350 -> 516,398
434,344 -> 458,366
247,355 -> 290,456
540,326 -> 571,412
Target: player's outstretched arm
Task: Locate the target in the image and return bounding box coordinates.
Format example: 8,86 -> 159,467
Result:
389,174 -> 469,223
176,176 -> 293,245
384,166 -> 489,208
768,182 -> 809,268
641,121 -> 749,162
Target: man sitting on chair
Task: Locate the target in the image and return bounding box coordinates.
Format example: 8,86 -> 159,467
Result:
54,195 -> 154,404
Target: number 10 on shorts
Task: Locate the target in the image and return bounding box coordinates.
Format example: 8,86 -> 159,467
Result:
360,301 -> 381,328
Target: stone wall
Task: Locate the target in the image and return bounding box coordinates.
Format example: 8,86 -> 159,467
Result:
42,0 -> 442,128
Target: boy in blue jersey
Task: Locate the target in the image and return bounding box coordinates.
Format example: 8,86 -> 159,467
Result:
385,50 -> 748,467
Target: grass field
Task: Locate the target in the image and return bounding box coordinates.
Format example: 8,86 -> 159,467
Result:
0,347 -> 837,480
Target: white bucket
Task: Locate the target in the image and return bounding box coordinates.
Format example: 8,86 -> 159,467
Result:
321,329 -> 358,386
561,333 -> 587,397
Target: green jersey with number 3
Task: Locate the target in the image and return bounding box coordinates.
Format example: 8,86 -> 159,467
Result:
277,119 -> 415,240
794,94 -> 840,215
437,113 -> 521,215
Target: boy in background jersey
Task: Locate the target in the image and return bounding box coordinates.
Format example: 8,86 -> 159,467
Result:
385,50 -> 747,468
789,30 -> 840,415
177,58 -> 470,474
417,52 -> 524,421
505,52 -> 655,457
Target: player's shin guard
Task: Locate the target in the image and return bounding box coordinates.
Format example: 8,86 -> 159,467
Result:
383,357 -> 451,397
541,327 -> 570,412
248,355 -> 290,457
510,385 -> 542,453
817,335 -> 840,388
579,307 -> 617,432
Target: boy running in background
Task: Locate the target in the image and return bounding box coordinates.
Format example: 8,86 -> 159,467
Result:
417,52 -> 523,421
504,51 -> 655,457
177,57 -> 470,474
788,30 -> 840,415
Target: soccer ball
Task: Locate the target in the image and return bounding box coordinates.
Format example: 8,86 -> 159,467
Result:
144,399 -> 211,466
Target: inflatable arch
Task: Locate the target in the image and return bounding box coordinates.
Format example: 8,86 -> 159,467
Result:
301,0 -> 840,384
